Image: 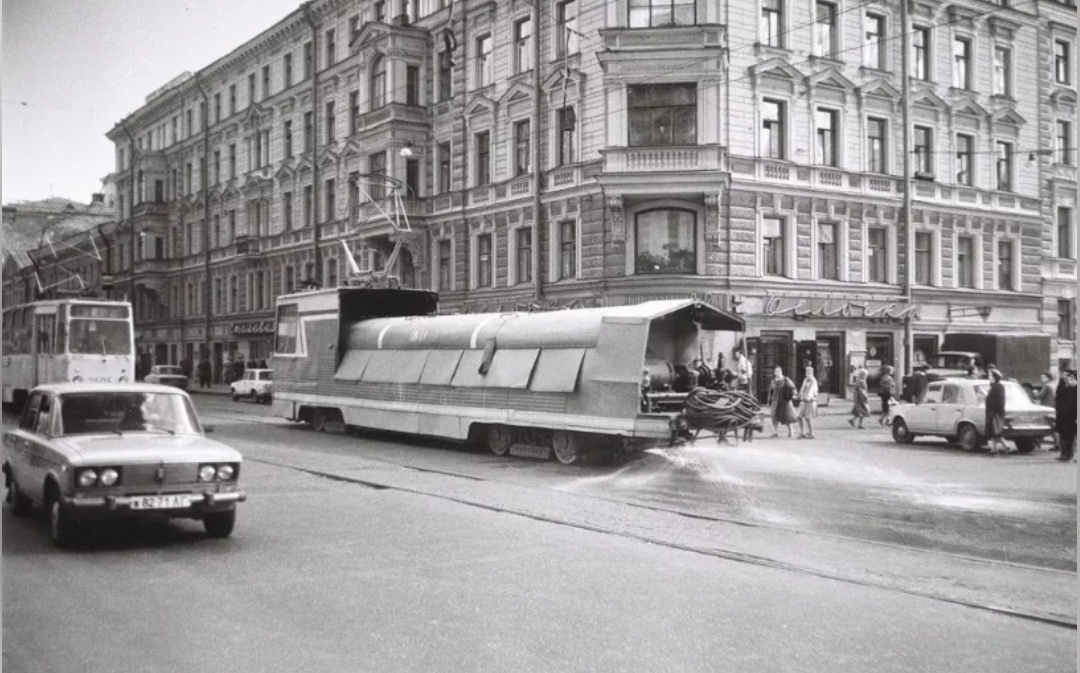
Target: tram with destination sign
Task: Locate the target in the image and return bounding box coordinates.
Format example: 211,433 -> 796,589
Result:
2,299 -> 135,409
271,286 -> 744,464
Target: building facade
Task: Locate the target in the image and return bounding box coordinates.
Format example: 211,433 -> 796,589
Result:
6,0 -> 1075,391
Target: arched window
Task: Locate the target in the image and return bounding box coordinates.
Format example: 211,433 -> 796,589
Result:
370,56 -> 387,110
634,208 -> 696,274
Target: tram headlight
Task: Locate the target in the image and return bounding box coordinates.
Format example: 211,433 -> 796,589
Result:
118,376 -> 129,383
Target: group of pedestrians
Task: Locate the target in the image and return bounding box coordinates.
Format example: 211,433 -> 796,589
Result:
756,358 -> 1076,462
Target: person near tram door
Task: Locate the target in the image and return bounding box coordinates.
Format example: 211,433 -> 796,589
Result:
1056,369 -> 1076,462
878,366 -> 896,426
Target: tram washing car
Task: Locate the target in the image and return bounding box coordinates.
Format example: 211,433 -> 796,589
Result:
272,287 -> 743,464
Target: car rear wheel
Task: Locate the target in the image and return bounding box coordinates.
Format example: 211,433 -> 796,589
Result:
1014,438 -> 1038,454
958,424 -> 980,452
891,418 -> 915,444
204,509 -> 236,538
47,489 -> 76,548
6,475 -> 32,517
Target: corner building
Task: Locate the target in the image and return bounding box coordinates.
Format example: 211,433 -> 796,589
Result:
104,0 -> 1074,392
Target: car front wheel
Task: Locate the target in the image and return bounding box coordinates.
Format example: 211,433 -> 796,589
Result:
204,509 -> 236,538
47,490 -> 76,548
891,418 -> 915,444
231,390 -> 239,402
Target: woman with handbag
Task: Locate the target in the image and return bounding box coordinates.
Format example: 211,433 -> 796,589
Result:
796,365 -> 819,439
768,366 -> 797,438
848,367 -> 870,429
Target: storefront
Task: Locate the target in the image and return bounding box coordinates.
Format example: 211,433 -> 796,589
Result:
739,293 -> 918,404
231,319 -> 274,364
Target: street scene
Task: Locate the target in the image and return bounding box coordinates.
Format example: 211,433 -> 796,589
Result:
3,0 -> 1077,671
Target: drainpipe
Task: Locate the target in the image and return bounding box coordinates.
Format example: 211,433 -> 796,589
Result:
303,1 -> 321,286
531,0 -> 542,301
194,74 -> 213,371
900,0 -> 914,377
119,118 -> 138,321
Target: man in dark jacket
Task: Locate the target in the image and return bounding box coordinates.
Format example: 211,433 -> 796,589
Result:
1056,369 -> 1076,462
985,370 -> 1008,456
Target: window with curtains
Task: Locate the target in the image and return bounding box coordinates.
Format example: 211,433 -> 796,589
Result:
559,221 -> 577,280
956,134 -> 973,185
995,141 -> 1013,191
475,131 -> 491,186
997,240 -> 1014,291
953,37 -> 971,89
634,209 -> 695,274
516,228 -> 533,284
993,46 -> 1011,96
556,0 -> 578,57
814,1 -> 837,58
818,222 -> 838,280
475,34 -> 493,87
815,108 -> 837,166
762,216 -> 785,277
558,107 -> 577,166
477,234 -> 492,288
915,232 -> 932,285
629,0 -> 696,28
762,99 -> 786,159
867,227 -> 887,283
369,152 -> 387,200
761,0 -> 783,48
1059,207 -> 1074,259
956,235 -> 975,288
628,83 -> 696,147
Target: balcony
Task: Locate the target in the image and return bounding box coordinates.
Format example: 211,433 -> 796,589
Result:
731,157 -> 1042,213
133,201 -> 169,218
355,103 -> 429,136
601,144 -> 726,174
600,25 -> 725,52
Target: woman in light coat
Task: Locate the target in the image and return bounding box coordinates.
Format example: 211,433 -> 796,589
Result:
796,365 -> 819,439
848,367 -> 870,429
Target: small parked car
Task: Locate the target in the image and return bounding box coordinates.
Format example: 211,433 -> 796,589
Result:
2,383 -> 245,547
144,364 -> 190,390
888,378 -> 1055,453
230,369 -> 272,403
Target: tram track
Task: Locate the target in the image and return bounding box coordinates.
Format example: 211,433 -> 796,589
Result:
242,451 -> 1077,630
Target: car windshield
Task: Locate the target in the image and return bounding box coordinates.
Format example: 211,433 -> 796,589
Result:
156,366 -> 183,375
59,391 -> 201,436
933,354 -> 972,369
68,319 -> 131,355
972,382 -> 1034,408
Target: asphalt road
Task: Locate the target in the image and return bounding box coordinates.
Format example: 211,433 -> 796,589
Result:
3,396 -> 1076,672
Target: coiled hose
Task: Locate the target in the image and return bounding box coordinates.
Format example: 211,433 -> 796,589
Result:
680,387 -> 763,433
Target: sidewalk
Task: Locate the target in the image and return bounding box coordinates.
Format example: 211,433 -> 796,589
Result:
188,383 -> 233,396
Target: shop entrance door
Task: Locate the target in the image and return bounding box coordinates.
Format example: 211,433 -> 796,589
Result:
814,335 -> 843,399
913,335 -> 937,369
866,333 -> 894,394
752,333 -> 793,404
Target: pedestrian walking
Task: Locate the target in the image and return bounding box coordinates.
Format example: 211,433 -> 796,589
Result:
735,351 -> 753,397
767,367 -> 797,438
878,365 -> 896,426
1036,372 -> 1059,451
910,366 -> 929,404
1055,369 -> 1076,462
985,370 -> 1009,455
848,367 -> 870,429
197,358 -> 211,388
796,365 -> 818,439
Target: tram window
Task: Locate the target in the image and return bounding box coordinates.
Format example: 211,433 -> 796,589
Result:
69,320 -> 131,355
35,314 -> 56,354
276,304 -> 299,354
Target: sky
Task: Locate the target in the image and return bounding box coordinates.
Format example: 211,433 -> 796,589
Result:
2,0 -> 303,204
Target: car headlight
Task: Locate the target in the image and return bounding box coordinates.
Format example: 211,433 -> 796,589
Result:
99,468 -> 120,486
198,465 -> 217,482
77,469 -> 98,487
216,464 -> 235,481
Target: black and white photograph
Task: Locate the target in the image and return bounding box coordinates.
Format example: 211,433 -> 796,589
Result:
2,0 -> 1077,671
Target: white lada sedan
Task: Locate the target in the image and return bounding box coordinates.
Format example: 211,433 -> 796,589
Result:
888,378 -> 1055,453
2,383 -> 245,547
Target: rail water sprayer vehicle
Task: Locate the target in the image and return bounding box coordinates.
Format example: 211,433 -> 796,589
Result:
271,286 -> 745,464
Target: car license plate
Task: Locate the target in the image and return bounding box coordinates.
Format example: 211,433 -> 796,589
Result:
129,494 -> 194,510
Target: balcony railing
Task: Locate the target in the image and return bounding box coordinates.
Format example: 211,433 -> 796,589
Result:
601,144 -> 726,174
731,157 -> 1041,213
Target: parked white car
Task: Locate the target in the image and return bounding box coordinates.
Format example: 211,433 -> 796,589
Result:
888,378 -> 1055,453
230,369 -> 272,403
144,365 -> 189,390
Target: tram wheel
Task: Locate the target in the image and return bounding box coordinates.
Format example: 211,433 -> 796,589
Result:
310,409 -> 328,432
487,425 -> 513,456
551,431 -> 580,466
